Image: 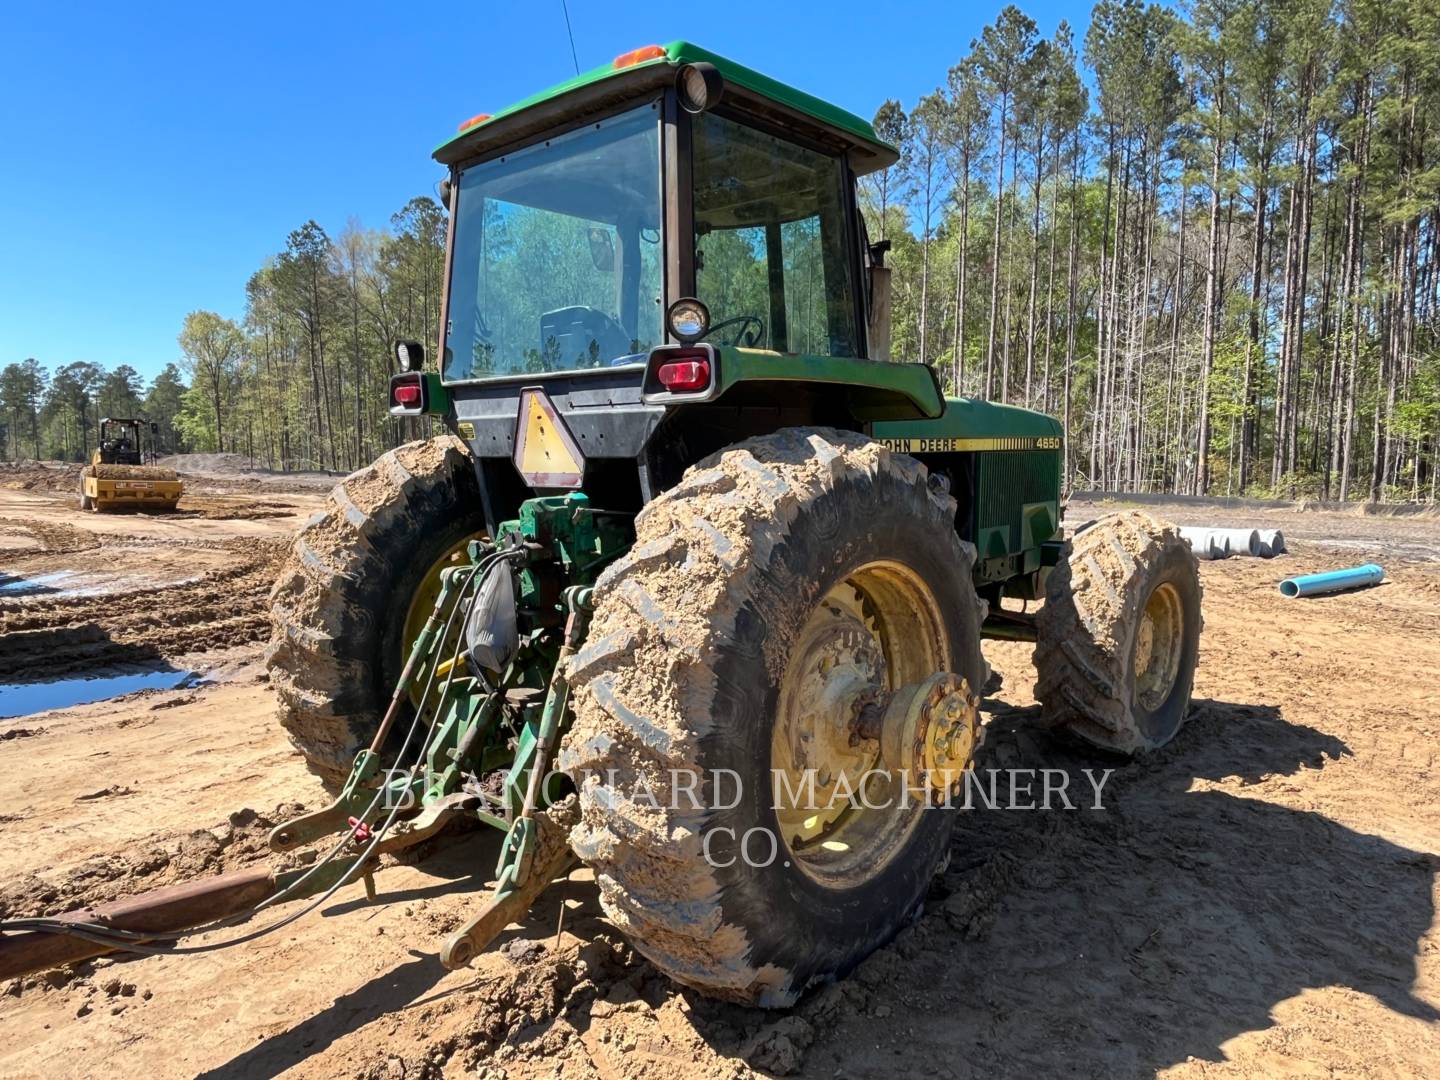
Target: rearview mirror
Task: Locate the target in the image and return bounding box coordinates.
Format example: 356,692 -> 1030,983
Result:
588,227 -> 615,273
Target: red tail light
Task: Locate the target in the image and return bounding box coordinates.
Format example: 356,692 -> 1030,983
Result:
393,383 -> 422,406
657,358 -> 710,392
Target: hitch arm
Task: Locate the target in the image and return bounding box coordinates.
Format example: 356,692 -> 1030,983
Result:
441,798 -> 578,969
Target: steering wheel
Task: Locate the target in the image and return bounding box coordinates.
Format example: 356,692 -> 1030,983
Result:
703,314 -> 766,348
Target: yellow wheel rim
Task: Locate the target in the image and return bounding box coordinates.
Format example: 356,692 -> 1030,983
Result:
1133,581 -> 1184,712
400,533 -> 486,717
770,561 -> 949,887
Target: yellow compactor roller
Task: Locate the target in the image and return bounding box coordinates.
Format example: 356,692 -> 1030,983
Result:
79,417 -> 182,512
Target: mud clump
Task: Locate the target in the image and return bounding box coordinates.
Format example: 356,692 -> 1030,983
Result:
73,785 -> 136,802
351,935 -> 770,1080
0,462 -> 82,494
172,498 -> 298,521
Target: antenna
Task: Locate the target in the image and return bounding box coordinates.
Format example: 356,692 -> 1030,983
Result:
560,0 -> 580,76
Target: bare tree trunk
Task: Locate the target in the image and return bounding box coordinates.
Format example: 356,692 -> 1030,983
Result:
1134,156 -> 1157,490
1100,141 -> 1132,487
1042,129 -> 1061,414
1239,102 -> 1273,493
1162,185 -> 1186,493
917,145 -> 937,366
984,91 -> 1010,398
1063,131 -> 1082,487
1284,111 -> 1318,491
1000,134 -> 1020,402
1341,79 -> 1372,501
1197,96 -> 1225,496
1090,128 -> 1117,483
952,155 -> 972,394
1023,125 -> 1044,406
1324,158 -> 1351,501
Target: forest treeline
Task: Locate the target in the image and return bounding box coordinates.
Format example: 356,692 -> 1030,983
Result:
866,0 -> 1440,501
3,0 -> 1438,501
0,197 -> 445,472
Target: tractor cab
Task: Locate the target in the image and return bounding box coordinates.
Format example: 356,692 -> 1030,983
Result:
95,417 -> 152,467
431,42 -> 895,381
392,41 -> 1061,592
389,42 -> 940,524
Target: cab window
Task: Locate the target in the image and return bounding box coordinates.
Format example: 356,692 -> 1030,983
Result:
691,111 -> 859,357
444,104 -> 664,380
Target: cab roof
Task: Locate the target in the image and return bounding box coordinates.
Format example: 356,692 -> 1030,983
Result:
433,41 -> 899,176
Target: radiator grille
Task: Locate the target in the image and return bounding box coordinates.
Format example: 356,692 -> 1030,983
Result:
975,450 -> 1061,553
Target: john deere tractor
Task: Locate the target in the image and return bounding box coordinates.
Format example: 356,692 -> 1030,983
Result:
264,41 -> 1202,1005
0,42 -> 1201,1005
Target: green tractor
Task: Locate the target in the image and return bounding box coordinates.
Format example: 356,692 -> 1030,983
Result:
259,42 -> 1203,1006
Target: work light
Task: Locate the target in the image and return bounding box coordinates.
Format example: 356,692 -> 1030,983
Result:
677,62 -> 724,114
395,340 -> 425,372
666,298 -> 710,342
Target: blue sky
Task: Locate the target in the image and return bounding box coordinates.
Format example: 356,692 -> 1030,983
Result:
0,0 -> 1077,382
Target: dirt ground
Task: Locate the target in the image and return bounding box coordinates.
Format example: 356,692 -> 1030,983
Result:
0,482 -> 1437,1079
0,463 -> 324,683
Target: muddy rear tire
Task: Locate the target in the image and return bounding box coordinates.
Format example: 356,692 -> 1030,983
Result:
265,436 -> 485,785
561,428 -> 985,1006
1033,510 -> 1202,753
78,472 -> 94,512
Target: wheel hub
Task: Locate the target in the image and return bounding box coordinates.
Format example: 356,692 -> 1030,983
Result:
772,587 -> 885,844
876,673 -> 981,795
771,563 -> 972,886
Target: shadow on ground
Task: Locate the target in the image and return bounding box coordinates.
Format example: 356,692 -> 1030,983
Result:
198,697 -> 1437,1079
815,696 -> 1440,1077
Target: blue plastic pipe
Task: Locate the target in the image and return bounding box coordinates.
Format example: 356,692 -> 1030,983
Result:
1278,563 -> 1384,598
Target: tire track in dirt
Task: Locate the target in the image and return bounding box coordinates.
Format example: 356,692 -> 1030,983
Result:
4,520 -> 103,555
0,539 -> 289,682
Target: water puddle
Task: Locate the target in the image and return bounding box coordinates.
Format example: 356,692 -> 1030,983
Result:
0,570 -> 124,599
0,669 -> 197,720
0,571 -> 76,597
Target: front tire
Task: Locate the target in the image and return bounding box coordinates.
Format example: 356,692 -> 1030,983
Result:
561,428 -> 985,1006
265,436 -> 485,784
1033,510 -> 1202,753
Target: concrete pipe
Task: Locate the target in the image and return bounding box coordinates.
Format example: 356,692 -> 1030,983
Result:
1208,528 -> 1262,556
1178,526 -> 1280,559
1178,527 -> 1231,560
1255,529 -> 1286,557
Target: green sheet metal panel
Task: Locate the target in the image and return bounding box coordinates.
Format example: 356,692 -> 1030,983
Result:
873,398 -> 1063,566
870,396 -> 1063,447
434,40 -> 898,173
714,347 -> 944,421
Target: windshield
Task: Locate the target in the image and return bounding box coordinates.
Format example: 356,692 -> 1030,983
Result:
443,103 -> 664,381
